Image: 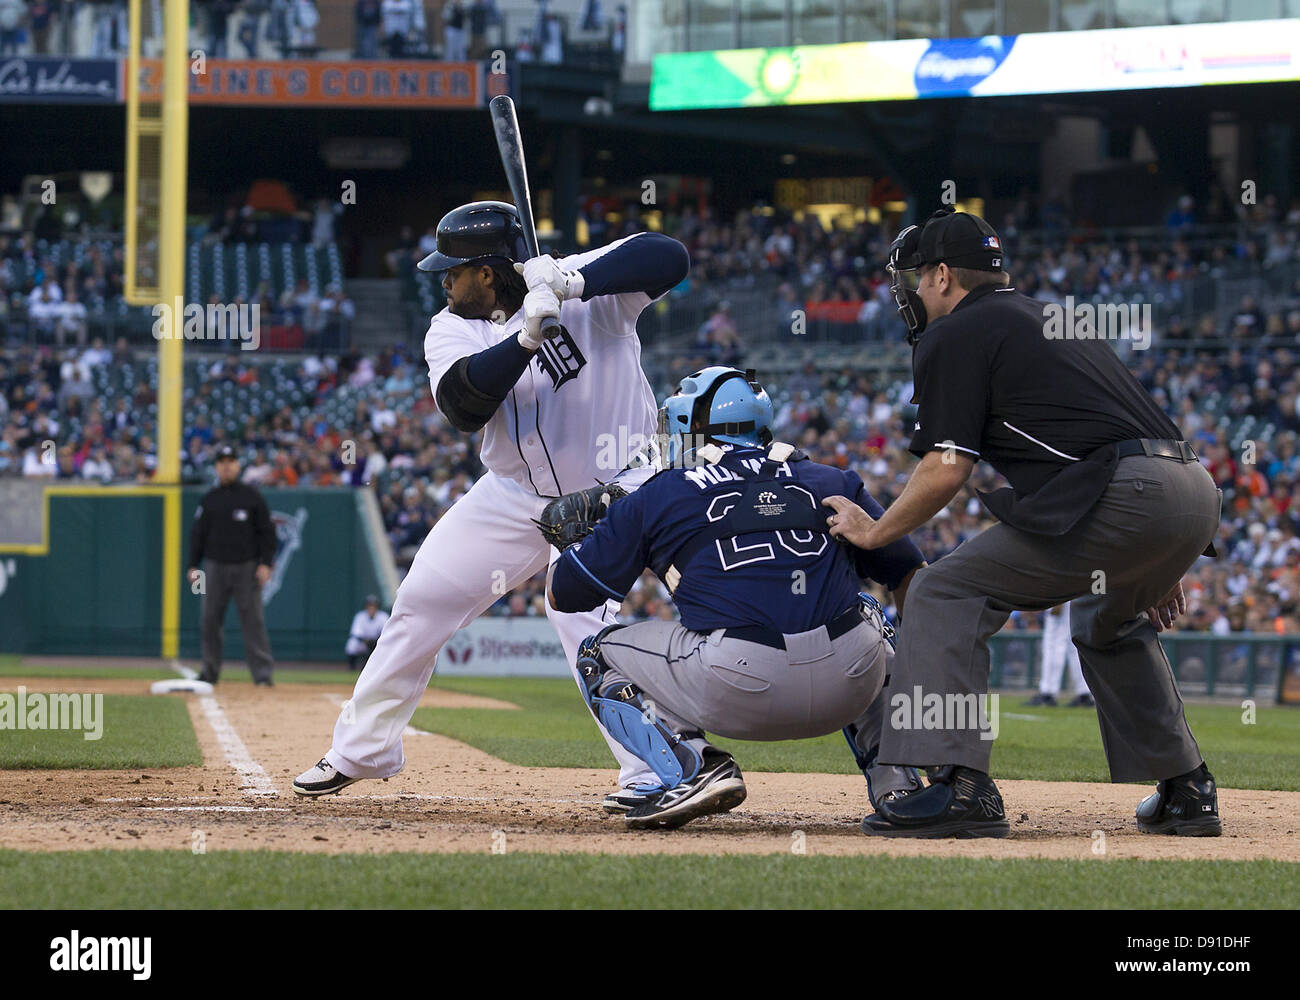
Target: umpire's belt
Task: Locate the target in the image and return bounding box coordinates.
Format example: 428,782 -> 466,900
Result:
1115,438 -> 1198,463
721,605 -> 864,651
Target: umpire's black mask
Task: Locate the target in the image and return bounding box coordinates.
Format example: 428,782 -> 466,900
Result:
887,207 -> 1005,345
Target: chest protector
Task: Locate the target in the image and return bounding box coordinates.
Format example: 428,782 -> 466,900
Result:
662,442 -> 829,593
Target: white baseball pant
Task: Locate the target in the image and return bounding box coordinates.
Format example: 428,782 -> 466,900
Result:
325,470 -> 657,789
1039,603 -> 1090,697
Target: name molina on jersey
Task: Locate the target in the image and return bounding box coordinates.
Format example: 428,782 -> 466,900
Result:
533,326 -> 587,390
683,457 -> 793,490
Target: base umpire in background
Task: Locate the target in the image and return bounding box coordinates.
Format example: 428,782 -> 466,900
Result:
188,444 -> 278,687
826,207 -> 1222,838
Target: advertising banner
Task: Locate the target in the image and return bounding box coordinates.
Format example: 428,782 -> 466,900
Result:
135,59 -> 485,108
434,617 -> 573,678
0,57 -> 119,103
650,19 -> 1300,110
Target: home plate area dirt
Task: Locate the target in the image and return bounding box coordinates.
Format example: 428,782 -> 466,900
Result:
1,677 -> 1296,861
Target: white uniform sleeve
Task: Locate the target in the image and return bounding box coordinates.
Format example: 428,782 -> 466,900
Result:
423,310 -> 488,397
558,235 -> 653,339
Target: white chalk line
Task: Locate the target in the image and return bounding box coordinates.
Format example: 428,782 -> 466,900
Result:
140,805 -> 291,813
198,694 -> 279,797
170,659 -> 197,680
321,692 -> 429,737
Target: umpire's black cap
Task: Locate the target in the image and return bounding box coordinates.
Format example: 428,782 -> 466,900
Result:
895,207 -> 1005,273
214,444 -> 238,462
417,201 -> 530,272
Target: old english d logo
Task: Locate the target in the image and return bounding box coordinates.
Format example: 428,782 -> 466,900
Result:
534,325 -> 586,390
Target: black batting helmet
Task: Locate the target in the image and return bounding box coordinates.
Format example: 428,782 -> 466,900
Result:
417,201 -> 529,272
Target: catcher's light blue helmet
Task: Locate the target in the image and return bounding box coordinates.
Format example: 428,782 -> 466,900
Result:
659,366 -> 774,464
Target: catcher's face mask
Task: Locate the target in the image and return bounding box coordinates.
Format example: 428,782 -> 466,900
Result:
887,223 -> 928,346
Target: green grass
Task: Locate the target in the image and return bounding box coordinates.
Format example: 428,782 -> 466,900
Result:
0,694 -> 200,769
0,656 -> 360,686
417,677 -> 1300,791
0,850 -> 1294,908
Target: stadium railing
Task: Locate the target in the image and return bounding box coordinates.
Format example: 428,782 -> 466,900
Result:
990,631 -> 1299,704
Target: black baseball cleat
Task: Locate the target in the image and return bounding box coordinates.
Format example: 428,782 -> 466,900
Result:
1024,693 -> 1057,707
254,678 -> 274,688
602,786 -> 664,815
861,783 -> 925,833
1067,692 -> 1095,708
1135,763 -> 1221,836
625,751 -> 747,831
864,765 -> 1010,838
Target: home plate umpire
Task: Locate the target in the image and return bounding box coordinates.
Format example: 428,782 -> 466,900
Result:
824,207 -> 1224,839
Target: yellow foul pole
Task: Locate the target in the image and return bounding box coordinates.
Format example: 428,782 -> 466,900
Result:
157,0 -> 189,658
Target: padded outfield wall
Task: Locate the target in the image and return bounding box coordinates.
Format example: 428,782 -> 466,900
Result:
0,484 -> 393,661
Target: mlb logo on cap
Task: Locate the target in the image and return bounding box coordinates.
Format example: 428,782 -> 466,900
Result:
983,236 -> 1001,250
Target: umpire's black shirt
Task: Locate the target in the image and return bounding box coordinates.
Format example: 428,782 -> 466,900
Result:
189,481 -> 277,569
909,284 -> 1181,535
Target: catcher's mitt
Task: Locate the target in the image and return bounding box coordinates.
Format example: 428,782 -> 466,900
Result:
534,483 -> 629,551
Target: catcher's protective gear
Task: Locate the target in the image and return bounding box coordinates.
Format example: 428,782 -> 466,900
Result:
575,627 -> 696,792
658,366 -> 773,466
534,482 -> 629,551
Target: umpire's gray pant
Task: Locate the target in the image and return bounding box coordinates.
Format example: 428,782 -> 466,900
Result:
879,454 -> 1220,783
201,559 -> 275,683
596,612 -> 910,793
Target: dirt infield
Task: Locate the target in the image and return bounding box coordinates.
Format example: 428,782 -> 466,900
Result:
2,676 -> 1296,861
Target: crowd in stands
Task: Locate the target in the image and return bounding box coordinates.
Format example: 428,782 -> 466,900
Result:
4,325 -> 1300,635
0,0 -> 625,63
4,188 -> 1300,634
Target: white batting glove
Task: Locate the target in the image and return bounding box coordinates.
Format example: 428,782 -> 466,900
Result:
514,257 -> 584,301
518,286 -> 561,351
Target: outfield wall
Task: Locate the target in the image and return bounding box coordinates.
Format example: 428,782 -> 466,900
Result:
0,487 -> 392,661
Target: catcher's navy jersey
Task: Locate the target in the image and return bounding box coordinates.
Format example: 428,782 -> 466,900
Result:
550,445 -> 925,633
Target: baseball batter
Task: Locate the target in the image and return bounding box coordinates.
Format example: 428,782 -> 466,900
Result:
294,201 -> 689,800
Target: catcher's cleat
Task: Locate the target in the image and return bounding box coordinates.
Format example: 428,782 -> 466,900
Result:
861,783 -> 925,832
1135,763 -> 1221,837
602,786 -> 665,815
625,750 -> 746,831
864,765 -> 1010,839
293,758 -> 361,797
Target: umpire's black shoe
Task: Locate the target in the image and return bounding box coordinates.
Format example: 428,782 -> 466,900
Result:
865,765 -> 1010,839
861,783 -> 925,833
196,670 -> 218,686
1135,763 -> 1221,837
625,750 -> 746,831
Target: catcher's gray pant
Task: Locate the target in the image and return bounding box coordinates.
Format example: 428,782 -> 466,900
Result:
595,613 -> 914,798
201,559 -> 275,683
879,454 -> 1220,783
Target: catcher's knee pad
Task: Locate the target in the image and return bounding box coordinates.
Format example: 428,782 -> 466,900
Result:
589,684 -> 702,791
575,624 -> 627,698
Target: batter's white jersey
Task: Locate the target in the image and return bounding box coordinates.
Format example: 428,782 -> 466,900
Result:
423,235 -> 661,497
323,234 -> 671,792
